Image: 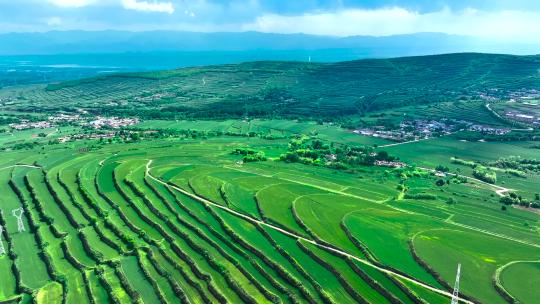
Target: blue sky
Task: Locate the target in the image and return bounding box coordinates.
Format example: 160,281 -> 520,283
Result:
2,0 -> 540,42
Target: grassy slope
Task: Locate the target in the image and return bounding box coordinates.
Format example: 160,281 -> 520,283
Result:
0,117 -> 539,304
499,262 -> 540,303
385,136 -> 540,193
414,229 -> 539,304
4,53 -> 540,122
0,63 -> 538,303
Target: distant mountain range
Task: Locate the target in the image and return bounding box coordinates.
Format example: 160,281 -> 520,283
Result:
2,31 -> 540,57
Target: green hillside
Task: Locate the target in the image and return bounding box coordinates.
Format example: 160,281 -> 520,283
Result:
1,53 -> 540,304
4,53 -> 540,121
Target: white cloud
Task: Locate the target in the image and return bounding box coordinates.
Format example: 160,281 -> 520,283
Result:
242,7 -> 540,42
49,0 -> 95,8
122,0 -> 174,14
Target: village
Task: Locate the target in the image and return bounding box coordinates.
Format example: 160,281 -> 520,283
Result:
0,96 -> 14,104
57,132 -> 116,143
478,88 -> 540,102
8,114 -> 139,131
504,110 -> 540,126
354,118 -> 511,142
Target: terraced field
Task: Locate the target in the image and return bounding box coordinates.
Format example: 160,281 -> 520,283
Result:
1,135 -> 538,304
4,53 -> 540,121
360,101 -> 508,127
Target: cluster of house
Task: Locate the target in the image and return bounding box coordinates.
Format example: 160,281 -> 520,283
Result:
8,113 -> 141,143
89,116 -> 139,129
48,114 -> 82,122
468,124 -> 511,135
9,120 -> 52,130
134,92 -> 176,102
505,111 -> 540,126
374,160 -> 407,168
354,118 -> 512,142
9,114 -> 81,130
479,88 -> 540,102
9,114 -> 140,131
0,97 -> 14,104
507,89 -> 540,101
58,132 -> 116,143
354,120 -> 456,142
354,128 -> 412,141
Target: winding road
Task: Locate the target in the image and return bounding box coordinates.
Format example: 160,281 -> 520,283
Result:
416,166 -> 512,197
377,137 -> 431,148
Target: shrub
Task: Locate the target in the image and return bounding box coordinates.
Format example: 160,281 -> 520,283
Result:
500,196 -> 516,205
404,193 -> 437,200
243,152 -> 267,162
280,152 -> 300,163
435,165 -> 450,172
451,157 -> 476,168
473,167 -> 497,184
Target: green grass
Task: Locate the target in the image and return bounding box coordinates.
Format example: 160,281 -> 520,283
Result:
301,241 -> 393,304
0,170 -> 50,290
85,270 -> 110,304
294,193 -> 377,254
79,227 -> 118,260
35,282 -> 63,304
188,174 -> 227,206
343,209 -> 442,286
256,183 -> 321,236
221,182 -> 260,217
1,124 -> 539,303
385,136 -> 540,193
262,227 -> 359,303
119,256 -> 160,304
414,229 -> 539,304
499,261 -> 540,303
0,256 -> 17,300
101,265 -> 131,304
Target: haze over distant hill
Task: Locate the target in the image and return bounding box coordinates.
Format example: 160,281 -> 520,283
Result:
2,31 -> 540,57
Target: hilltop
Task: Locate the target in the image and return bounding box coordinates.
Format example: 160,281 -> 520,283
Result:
4,53 -> 540,124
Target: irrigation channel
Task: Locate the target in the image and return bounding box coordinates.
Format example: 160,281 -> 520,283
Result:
145,160 -> 477,304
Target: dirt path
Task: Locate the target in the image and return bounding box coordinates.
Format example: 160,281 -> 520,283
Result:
0,164 -> 40,171
377,137 -> 431,148
224,165 -> 413,213
486,103 -> 534,131
228,163 -> 540,248
417,166 -> 512,197
443,220 -> 540,249
146,160 -> 476,304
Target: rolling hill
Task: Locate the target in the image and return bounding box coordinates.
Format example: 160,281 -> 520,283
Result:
5,53 -> 540,122
1,52 -> 540,304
